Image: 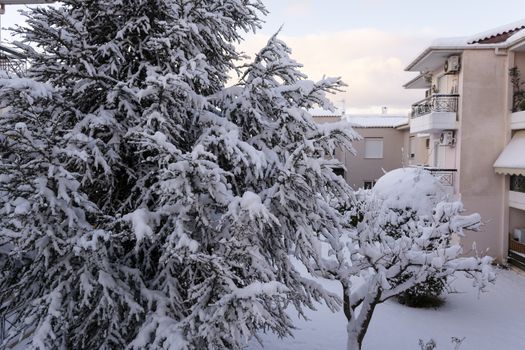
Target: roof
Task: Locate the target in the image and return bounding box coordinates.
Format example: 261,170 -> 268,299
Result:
494,130 -> 525,176
308,107 -> 343,117
406,19 -> 525,72
468,19 -> 525,44
345,115 -> 408,128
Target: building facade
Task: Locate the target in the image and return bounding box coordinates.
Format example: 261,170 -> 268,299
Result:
312,111 -> 409,190
404,20 -> 525,264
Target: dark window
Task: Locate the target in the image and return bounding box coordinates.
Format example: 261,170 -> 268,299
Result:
511,175 -> 525,193
364,180 -> 376,190
332,167 -> 345,177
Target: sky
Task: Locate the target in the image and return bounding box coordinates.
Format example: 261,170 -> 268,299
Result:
2,1 -> 525,114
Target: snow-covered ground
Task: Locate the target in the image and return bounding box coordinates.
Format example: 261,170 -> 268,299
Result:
248,267 -> 525,350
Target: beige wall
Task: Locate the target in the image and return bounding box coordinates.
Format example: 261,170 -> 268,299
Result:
313,115 -> 408,190
343,127 -> 407,189
424,134 -> 458,170
457,49 -> 509,261
408,136 -> 429,166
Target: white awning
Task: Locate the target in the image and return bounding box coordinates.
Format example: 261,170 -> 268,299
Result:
494,130 -> 525,175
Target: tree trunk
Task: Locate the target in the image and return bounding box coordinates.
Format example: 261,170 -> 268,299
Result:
342,281 -> 352,321
342,281 -> 361,349
347,327 -> 361,350
346,285 -> 382,350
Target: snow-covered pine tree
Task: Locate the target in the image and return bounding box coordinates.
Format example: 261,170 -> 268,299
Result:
0,1 -> 359,349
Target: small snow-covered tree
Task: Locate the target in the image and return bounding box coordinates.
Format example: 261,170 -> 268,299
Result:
0,1 -> 359,349
325,168 -> 495,350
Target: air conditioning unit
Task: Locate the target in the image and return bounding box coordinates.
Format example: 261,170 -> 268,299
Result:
444,55 -> 461,73
513,228 -> 525,243
439,131 -> 455,146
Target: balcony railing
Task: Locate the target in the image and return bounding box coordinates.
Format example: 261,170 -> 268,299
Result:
0,45 -> 27,76
425,167 -> 457,187
409,166 -> 457,187
411,94 -> 459,119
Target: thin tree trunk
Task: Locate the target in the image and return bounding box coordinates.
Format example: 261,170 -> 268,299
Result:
346,285 -> 382,350
347,327 -> 361,350
357,291 -> 381,347
342,281 -> 352,321
342,281 -> 360,350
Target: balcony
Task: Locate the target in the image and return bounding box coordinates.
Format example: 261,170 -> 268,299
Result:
410,94 -> 459,134
509,175 -> 525,211
508,175 -> 525,267
410,166 -> 457,194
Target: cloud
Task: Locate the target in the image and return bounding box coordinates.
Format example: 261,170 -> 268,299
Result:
237,29 -> 433,114
285,0 -> 312,17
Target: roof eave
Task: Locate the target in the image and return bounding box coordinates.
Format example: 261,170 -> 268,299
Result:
509,36 -> 525,51
403,73 -> 431,89
405,46 -> 466,72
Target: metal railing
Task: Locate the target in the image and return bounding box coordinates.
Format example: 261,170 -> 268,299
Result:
424,167 -> 457,187
411,94 -> 459,119
0,45 -> 27,76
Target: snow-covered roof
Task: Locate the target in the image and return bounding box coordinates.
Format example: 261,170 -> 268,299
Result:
345,115 -> 408,128
494,130 -> 525,176
439,18 -> 525,47
308,107 -> 343,118
468,19 -> 525,44
406,19 -> 525,72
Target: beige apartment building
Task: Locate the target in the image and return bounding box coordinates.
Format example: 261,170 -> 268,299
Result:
404,20 -> 525,265
312,110 -> 409,190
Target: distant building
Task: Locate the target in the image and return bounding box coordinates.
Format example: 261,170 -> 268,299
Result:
311,110 -> 409,190
404,19 -> 525,265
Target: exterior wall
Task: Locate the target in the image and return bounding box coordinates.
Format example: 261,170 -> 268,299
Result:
312,115 -> 408,190
403,130 -> 411,164
424,134 -> 458,169
457,49 -> 509,261
408,136 -> 429,166
343,127 -> 406,189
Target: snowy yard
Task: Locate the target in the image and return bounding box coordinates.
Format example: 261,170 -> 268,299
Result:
248,267 -> 525,350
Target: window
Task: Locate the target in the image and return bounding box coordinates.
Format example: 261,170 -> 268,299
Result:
511,175 -> 525,193
364,138 -> 383,159
332,167 -> 345,178
364,180 -> 376,189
